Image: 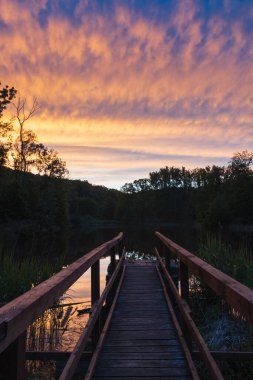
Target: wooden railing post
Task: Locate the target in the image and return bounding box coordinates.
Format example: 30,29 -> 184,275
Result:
159,240 -> 171,271
118,239 -> 123,257
91,260 -> 100,350
179,260 -> 189,302
0,331 -> 26,380
165,250 -> 171,272
179,260 -> 192,351
110,247 -> 116,273
91,260 -> 100,304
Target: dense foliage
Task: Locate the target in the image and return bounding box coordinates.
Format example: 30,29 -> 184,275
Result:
1,150 -> 252,232
121,151 -> 253,226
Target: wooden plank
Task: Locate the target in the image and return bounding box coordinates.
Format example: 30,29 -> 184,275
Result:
103,339 -> 181,346
97,358 -> 187,367
106,330 -> 177,340
117,298 -> 165,302
102,345 -> 182,353
156,231 -> 253,325
119,290 -> 163,294
118,292 -> 164,297
99,352 -> 185,360
94,367 -> 189,376
112,311 -> 170,317
111,317 -> 170,323
116,301 -> 166,306
115,307 -> 169,312
110,323 -> 173,330
0,233 -> 123,354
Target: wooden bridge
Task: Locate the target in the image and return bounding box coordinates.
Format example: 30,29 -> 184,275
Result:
0,232 -> 253,380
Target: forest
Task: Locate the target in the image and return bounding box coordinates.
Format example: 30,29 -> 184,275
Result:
1,80 -> 253,231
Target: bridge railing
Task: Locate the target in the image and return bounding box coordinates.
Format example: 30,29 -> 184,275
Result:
155,231 -> 253,380
155,231 -> 253,324
0,232 -> 124,380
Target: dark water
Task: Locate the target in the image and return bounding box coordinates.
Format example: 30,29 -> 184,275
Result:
1,223 -> 253,263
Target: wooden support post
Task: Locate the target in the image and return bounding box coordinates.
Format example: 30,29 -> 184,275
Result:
180,260 -> 189,302
91,260 -> 100,305
118,240 -> 123,257
0,331 -> 26,380
179,260 -> 191,351
171,260 -> 179,289
110,247 -> 116,273
91,260 -> 100,350
162,242 -> 171,273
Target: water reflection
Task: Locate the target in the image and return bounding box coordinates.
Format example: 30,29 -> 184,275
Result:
27,255 -> 113,356
57,256 -> 112,351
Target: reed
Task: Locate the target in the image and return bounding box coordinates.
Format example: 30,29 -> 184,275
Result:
190,233 -> 253,379
197,233 -> 253,287
0,249 -> 64,303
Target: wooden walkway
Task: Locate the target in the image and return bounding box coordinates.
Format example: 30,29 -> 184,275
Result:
91,262 -> 193,379
2,232 -> 253,380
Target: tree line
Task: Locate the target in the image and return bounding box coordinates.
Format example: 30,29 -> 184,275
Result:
121,153 -> 253,192
121,152 -> 253,226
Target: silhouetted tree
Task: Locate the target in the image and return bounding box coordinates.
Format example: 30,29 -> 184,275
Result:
0,81 -> 16,167
227,150 -> 253,180
12,98 -> 40,172
12,98 -> 68,178
36,146 -> 69,178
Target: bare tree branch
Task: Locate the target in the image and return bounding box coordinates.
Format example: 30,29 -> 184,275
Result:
12,98 -> 40,172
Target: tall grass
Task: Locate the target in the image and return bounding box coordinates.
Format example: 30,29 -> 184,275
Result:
197,233 -> 253,288
0,249 -> 64,303
0,248 -> 69,379
190,233 -> 253,379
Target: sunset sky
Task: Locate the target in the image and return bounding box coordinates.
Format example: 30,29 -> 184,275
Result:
1,0 -> 253,188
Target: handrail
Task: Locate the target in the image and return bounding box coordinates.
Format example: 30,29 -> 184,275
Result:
155,248 -> 224,380
155,266 -> 200,380
59,249 -> 125,380
156,231 -> 253,325
84,263 -> 126,380
0,232 -> 123,354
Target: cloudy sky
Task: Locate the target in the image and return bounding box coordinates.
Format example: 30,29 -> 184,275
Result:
1,0 -> 253,188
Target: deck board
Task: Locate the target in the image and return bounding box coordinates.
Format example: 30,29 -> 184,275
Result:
91,263 -> 192,379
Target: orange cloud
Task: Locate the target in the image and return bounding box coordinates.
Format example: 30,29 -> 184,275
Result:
1,0 -> 253,187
